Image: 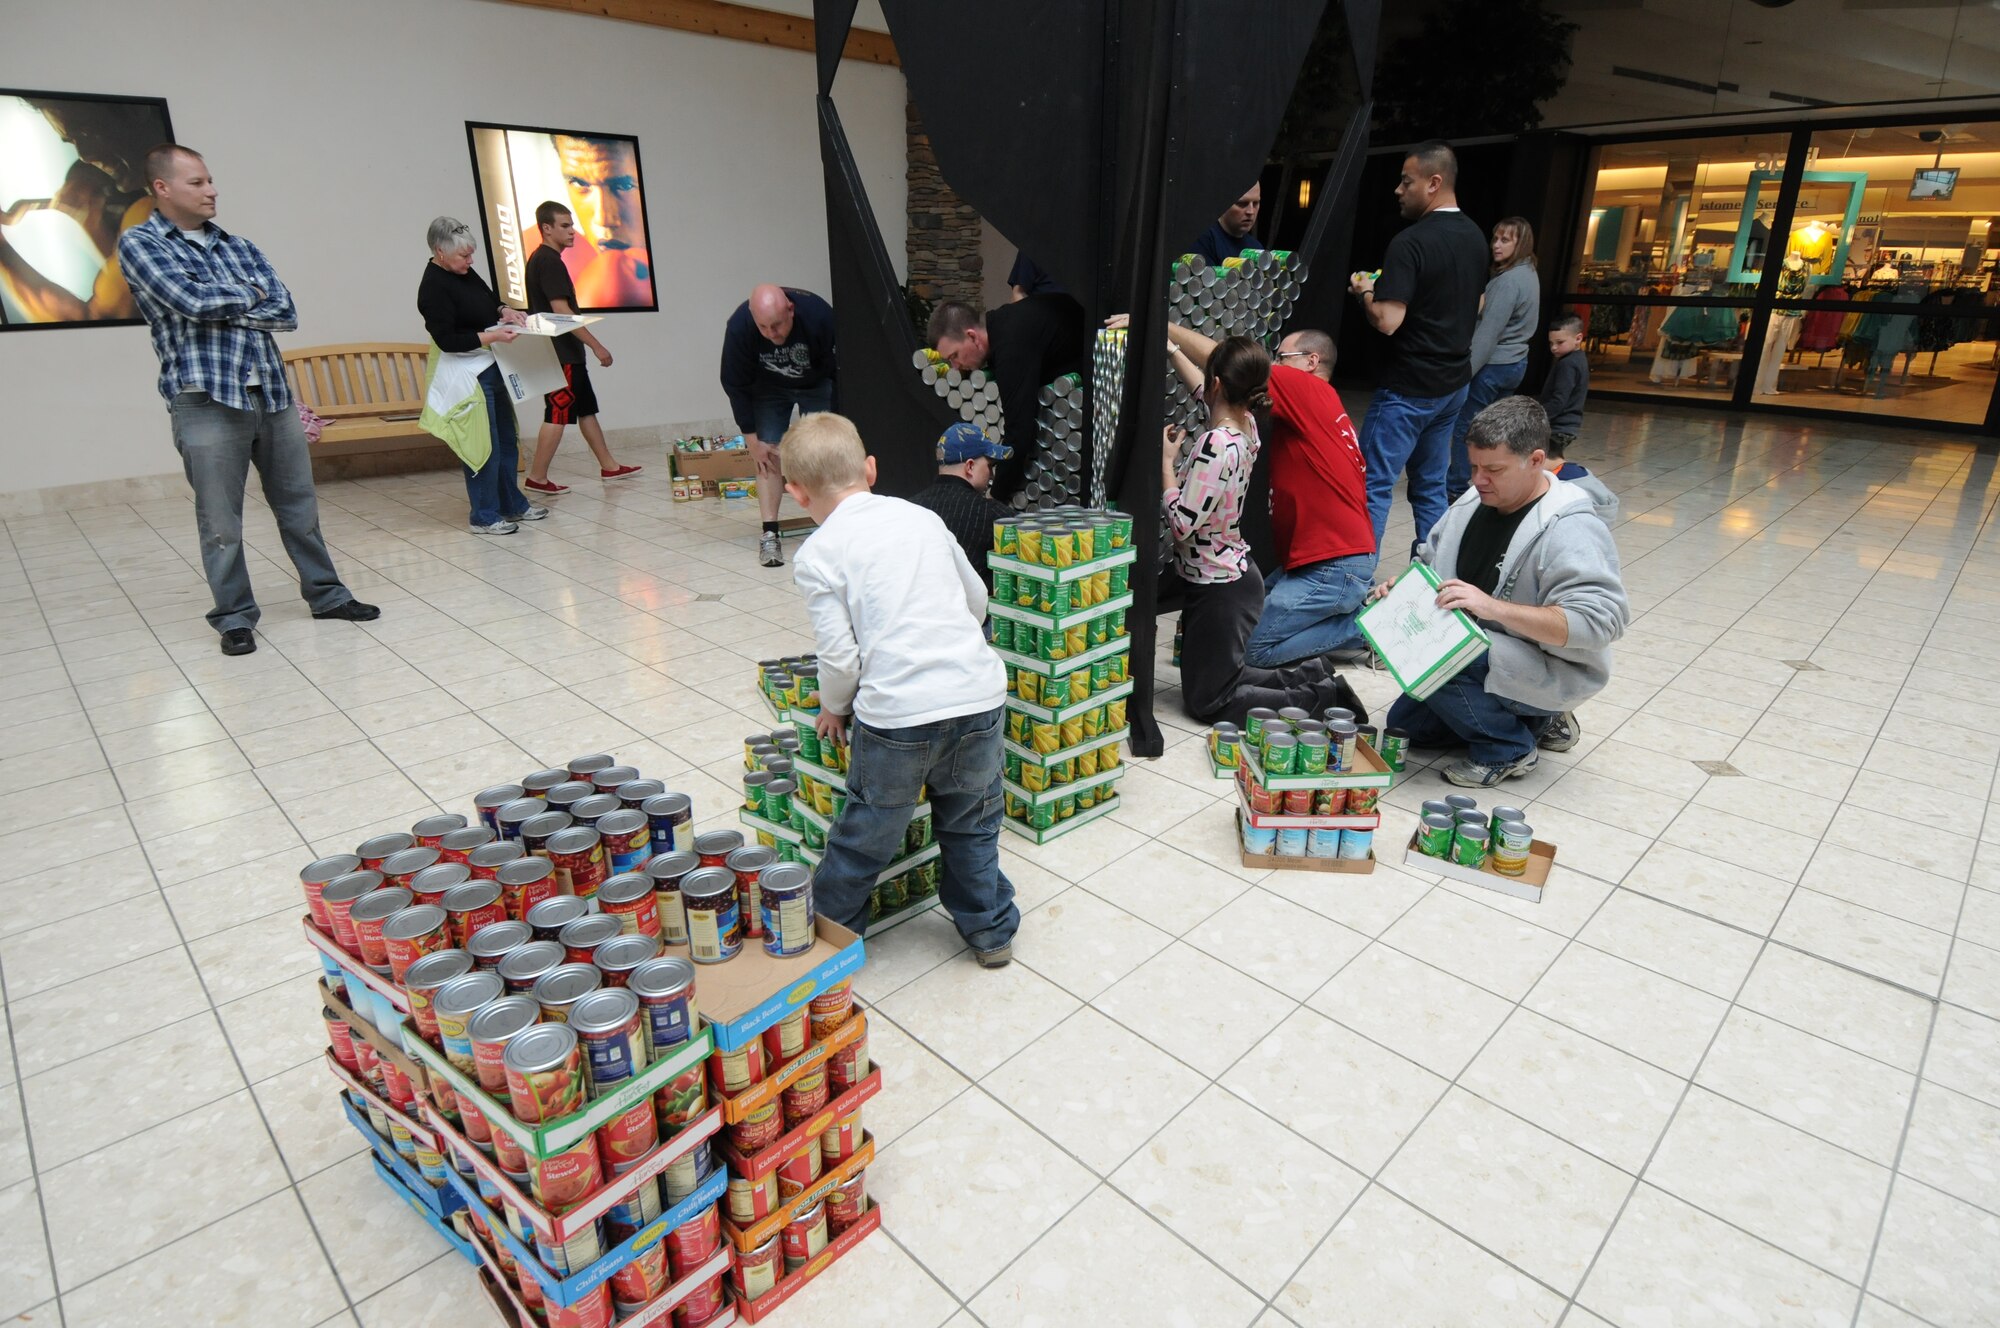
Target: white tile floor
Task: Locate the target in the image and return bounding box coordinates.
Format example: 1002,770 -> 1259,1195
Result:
4,399 -> 2000,1327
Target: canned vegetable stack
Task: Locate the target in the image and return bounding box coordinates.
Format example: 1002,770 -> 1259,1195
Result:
1226,708 -> 1387,871
1413,795 -> 1535,877
989,511 -> 1135,841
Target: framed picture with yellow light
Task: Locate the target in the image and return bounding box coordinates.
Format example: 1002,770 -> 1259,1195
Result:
1725,170 -> 1865,287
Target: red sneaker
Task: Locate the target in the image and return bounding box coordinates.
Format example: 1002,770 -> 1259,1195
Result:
601,464 -> 643,480
524,477 -> 569,494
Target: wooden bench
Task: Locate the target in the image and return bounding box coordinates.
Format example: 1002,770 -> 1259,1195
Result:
282,343 -> 451,479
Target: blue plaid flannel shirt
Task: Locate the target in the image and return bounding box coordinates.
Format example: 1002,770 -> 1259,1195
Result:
117,210 -> 299,411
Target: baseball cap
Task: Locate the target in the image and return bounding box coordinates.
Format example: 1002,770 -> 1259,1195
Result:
937,422 -> 1012,464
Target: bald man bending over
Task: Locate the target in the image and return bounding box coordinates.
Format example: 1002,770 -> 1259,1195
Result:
721,284 -> 838,566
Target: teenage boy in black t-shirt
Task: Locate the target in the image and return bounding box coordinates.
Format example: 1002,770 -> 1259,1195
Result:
523,201 -> 640,495
1349,141 -> 1489,557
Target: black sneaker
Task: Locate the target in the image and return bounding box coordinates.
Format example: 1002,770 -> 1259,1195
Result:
1538,711 -> 1580,752
313,600 -> 381,622
220,628 -> 257,656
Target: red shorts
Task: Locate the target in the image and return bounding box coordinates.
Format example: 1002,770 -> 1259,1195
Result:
544,361 -> 600,425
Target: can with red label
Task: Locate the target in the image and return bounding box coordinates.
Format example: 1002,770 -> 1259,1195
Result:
609,1230 -> 671,1317
661,1138 -> 716,1205
763,1008 -> 810,1067
495,798 -> 545,842
727,1171 -> 780,1226
728,1100 -> 784,1155
820,1109 -> 862,1164
592,934 -> 660,988
412,813 -> 468,848
644,850 -> 698,945
352,1037 -> 382,1094
319,871 -> 382,955
474,784 -> 527,832
523,767 -> 570,797
617,779 -> 664,810
357,832 -> 416,872
525,894 -> 588,941
434,969 -> 504,1071
468,994 -> 540,1092
568,753 -> 616,780
324,1006 -> 359,1072
440,881 -> 507,946
665,1202 -> 721,1279
466,917 -> 530,971
596,809 -> 652,876
707,1038 -> 766,1095
808,979 -> 854,1038
826,1170 -> 867,1235
572,990 -> 657,1167
547,826 -> 608,901
381,904 -> 451,982
693,830 -> 744,869
726,844 -> 776,940
300,854 -> 360,930
505,1021 -> 587,1124
827,1028 -> 871,1093
349,886 -> 413,972
380,846 -> 441,890
465,842 -> 524,880
596,871 -> 661,938
533,963 -> 602,1025
559,914 -> 622,965
782,1066 -> 829,1130
546,780 -> 595,814
732,1233 -> 783,1305
674,1272 -> 729,1328
629,956 -> 698,1055
521,811 -> 574,859
775,1136 -> 823,1199
590,764 -> 640,793
494,855 -> 559,921
602,1173 -> 663,1241
409,861 -> 471,908
403,949 -> 473,1044
782,1201 -> 829,1272
545,1278 -> 613,1328
437,824 -> 495,864
497,939 -> 565,994
570,793 -> 622,826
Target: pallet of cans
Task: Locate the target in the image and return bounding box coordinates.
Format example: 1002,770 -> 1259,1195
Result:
1211,708 -> 1392,873
989,509 -> 1136,842
1404,794 -> 1557,903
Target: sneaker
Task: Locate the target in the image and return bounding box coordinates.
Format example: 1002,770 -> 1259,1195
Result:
469,519 -> 519,535
973,942 -> 1013,969
759,533 -> 784,567
523,477 -> 569,494
601,464 -> 642,480
1324,645 -> 1375,666
219,627 -> 257,656
1538,711 -> 1580,752
312,600 -> 381,622
1442,752 -> 1539,787
506,505 -> 550,522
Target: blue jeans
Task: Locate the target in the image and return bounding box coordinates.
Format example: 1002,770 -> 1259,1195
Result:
1446,360 -> 1527,500
1385,654 -> 1555,767
1361,385 -> 1469,557
167,388 -> 354,634
750,379 -> 836,445
467,366 -> 531,526
815,707 -> 1018,951
1242,552 -> 1377,668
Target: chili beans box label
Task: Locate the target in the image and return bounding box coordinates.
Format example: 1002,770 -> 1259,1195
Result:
731,1200 -> 883,1324
716,1067 -> 881,1181
715,1012 -> 868,1125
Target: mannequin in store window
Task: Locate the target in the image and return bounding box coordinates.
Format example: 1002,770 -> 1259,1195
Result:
1755,254 -> 1809,396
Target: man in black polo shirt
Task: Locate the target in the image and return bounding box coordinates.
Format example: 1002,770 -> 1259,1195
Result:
521,201 -> 641,495
927,295 -> 1087,503
1349,141 -> 1488,557
909,423 -> 1014,591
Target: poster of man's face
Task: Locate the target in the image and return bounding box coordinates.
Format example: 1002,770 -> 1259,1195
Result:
466,123 -> 656,313
0,89 -> 172,330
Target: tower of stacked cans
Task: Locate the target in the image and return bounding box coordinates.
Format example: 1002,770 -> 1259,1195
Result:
988,509 -> 1138,842
912,348 -> 1003,431
1016,373 -> 1088,509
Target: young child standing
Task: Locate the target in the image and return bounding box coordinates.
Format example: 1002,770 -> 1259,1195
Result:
1537,314 -> 1618,523
783,414 -> 1019,966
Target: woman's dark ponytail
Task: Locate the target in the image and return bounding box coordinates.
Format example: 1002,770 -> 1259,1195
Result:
1204,336 -> 1272,413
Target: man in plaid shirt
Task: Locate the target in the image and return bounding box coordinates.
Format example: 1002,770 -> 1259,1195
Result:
119,144 -> 376,657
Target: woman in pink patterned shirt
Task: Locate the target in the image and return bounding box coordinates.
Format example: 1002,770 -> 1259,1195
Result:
1163,336 -> 1356,724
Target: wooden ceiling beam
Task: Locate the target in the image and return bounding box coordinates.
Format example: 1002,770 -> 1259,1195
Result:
490,0 -> 899,66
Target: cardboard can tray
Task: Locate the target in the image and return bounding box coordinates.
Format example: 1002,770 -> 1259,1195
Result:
449,1155 -> 728,1307
1241,847 -> 1377,874
1004,677 -> 1134,726
339,1092 -> 463,1220
715,1013 -> 868,1125
328,1049 -> 439,1151
987,590 -> 1136,631
986,544 -> 1138,585
994,634 -> 1131,678
733,1200 -> 883,1323
1001,793 -> 1121,843
1234,778 -> 1383,830
425,1094 -> 723,1244
369,1153 -> 477,1264
721,1133 -> 874,1251
303,916 -> 411,1013
403,1020 -> 713,1160
716,1067 -> 882,1179
1239,738 -> 1395,791
1003,725 -> 1128,769
1402,831 -> 1556,902
468,1213 -> 736,1324
1001,763 -> 1125,808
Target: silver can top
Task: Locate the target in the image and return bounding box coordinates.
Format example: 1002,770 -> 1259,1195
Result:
594,934 -> 662,973
568,986 -> 642,1037
627,956 -> 697,1001
503,1021 -> 578,1076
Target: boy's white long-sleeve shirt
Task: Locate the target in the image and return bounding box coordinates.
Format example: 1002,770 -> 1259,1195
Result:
791,492 -> 1006,729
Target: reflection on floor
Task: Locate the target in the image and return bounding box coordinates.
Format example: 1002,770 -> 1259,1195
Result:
2,398 -> 2000,1328
1586,333 -> 1998,425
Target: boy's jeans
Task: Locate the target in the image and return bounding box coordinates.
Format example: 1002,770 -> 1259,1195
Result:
813,706 -> 1019,952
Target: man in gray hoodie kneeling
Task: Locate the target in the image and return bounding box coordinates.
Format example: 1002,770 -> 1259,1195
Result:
1375,396 -> 1629,788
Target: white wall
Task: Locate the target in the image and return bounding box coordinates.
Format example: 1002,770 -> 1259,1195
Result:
0,0 -> 907,499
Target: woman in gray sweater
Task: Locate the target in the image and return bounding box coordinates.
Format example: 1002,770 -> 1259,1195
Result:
1446,216 -> 1541,502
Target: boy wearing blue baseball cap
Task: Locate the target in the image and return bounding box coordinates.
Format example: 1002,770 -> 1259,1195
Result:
910,422 -> 1015,591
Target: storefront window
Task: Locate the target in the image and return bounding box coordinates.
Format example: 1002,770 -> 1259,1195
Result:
1566,133 -> 1792,291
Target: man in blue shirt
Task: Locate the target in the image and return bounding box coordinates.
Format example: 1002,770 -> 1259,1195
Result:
118,144 -> 375,657
720,284 -> 837,566
1191,182 -> 1261,265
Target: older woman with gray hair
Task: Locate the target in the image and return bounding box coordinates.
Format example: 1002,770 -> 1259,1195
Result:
416,215 -> 546,533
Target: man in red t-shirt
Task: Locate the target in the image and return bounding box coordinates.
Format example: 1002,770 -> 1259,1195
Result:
1168,324 -> 1377,667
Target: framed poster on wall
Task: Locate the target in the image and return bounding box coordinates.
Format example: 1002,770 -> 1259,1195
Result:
465,122 -> 657,314
0,88 -> 172,331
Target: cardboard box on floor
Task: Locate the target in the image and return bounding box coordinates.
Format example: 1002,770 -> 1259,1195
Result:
1403,832 -> 1557,902
673,450 -> 756,484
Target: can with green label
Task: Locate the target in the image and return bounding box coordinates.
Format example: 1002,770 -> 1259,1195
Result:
1244,707 -> 1276,746
1042,578 -> 1072,616
1451,821 -> 1488,868
990,616 -> 1015,652
1210,723 -> 1241,769
1106,510 -> 1134,548
992,567 -> 1015,603
1004,750 -> 1023,785
1029,800 -> 1056,831
1014,622 -> 1040,660
1417,813 -> 1456,857
994,519 -> 1018,556
1263,732 -> 1299,775
1090,659 -> 1112,694
1087,614 -> 1109,647
1297,732 -> 1330,774
1055,793 -> 1077,820
793,722 -> 820,764
1380,728 -> 1409,772
763,778 -> 794,827
1110,562 -> 1130,596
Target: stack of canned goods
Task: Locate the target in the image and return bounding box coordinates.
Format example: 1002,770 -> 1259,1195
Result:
1415,796 -> 1535,876
911,347 -> 1004,432
1014,372 -> 1087,509
1243,705 -> 1382,775
715,979 -> 874,1306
